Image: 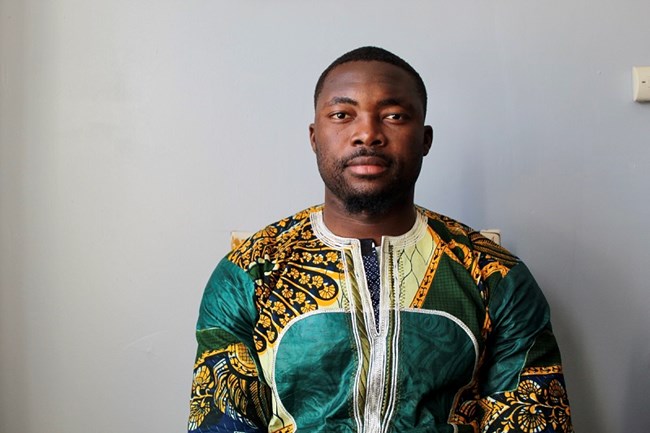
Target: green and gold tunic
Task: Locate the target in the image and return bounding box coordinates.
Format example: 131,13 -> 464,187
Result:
188,206 -> 573,433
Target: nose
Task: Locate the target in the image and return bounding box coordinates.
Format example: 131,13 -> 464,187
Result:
351,115 -> 385,147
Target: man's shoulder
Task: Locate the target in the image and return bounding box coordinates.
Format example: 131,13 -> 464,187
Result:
417,205 -> 519,269
418,206 -> 474,239
227,205 -> 323,269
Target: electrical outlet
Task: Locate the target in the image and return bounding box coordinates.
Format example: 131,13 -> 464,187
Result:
633,66 -> 650,102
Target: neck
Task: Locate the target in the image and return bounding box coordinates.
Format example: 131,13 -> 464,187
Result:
322,193 -> 417,245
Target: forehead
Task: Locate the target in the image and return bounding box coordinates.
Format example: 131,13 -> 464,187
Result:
318,61 -> 421,108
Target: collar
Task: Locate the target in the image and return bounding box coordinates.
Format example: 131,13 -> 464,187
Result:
310,208 -> 429,250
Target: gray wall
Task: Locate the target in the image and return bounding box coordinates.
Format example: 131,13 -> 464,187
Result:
1,1 -> 648,432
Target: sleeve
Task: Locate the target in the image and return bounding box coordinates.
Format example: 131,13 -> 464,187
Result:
188,257 -> 272,433
452,263 -> 574,433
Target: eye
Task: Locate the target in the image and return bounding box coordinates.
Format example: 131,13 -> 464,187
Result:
385,113 -> 406,121
330,112 -> 349,120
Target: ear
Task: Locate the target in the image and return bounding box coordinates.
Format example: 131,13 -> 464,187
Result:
309,123 -> 317,153
422,125 -> 433,156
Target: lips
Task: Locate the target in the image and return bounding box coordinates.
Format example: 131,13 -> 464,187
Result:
345,155 -> 389,176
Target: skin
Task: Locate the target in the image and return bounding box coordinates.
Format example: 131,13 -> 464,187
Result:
309,61 -> 433,245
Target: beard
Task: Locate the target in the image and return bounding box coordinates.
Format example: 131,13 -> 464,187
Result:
340,190 -> 402,215
315,147 -> 420,216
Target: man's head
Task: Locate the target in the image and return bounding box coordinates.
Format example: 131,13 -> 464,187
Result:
309,47 -> 433,219
314,46 -> 428,116
310,47 -> 433,216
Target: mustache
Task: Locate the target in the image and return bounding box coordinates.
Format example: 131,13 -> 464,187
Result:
342,148 -> 391,167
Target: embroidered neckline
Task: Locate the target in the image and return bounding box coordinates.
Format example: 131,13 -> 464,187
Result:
310,208 -> 428,250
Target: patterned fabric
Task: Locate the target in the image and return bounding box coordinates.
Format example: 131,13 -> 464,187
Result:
188,205 -> 573,433
451,367 -> 572,433
360,239 -> 381,331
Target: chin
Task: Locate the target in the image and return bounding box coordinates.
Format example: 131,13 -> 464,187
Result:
343,191 -> 400,215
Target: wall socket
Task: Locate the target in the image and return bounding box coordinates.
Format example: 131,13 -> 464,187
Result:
633,66 -> 650,102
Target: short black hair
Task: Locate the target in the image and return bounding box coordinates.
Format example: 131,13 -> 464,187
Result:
314,46 -> 428,115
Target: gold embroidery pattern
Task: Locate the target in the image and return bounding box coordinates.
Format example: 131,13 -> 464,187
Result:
419,207 -> 473,237
481,260 -> 510,279
470,231 -> 519,268
452,369 -> 572,433
189,343 -> 271,431
446,239 -> 474,268
254,243 -> 343,352
469,252 -> 483,284
228,206 -> 344,354
419,208 -> 518,272
229,205 -> 322,271
521,365 -> 563,376
272,425 -> 295,433
410,215 -> 514,310
188,364 -> 214,430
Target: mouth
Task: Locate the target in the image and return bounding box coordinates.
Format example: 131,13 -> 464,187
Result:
345,155 -> 389,176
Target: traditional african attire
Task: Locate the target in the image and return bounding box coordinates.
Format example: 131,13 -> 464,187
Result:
188,205 -> 573,433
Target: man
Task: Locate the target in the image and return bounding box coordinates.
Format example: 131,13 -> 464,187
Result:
188,47 -> 573,433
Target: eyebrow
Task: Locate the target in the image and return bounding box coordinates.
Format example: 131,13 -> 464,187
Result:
324,96 -> 412,109
325,96 -> 358,107
376,97 -> 409,109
